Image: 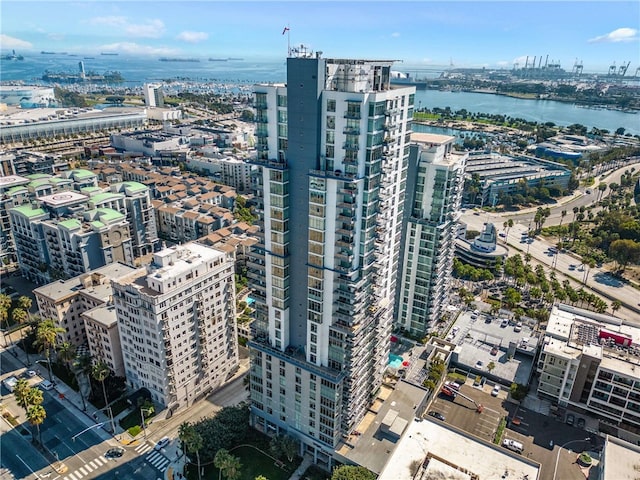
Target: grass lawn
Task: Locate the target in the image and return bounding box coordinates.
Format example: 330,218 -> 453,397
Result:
119,407 -> 155,430
186,445 -> 297,480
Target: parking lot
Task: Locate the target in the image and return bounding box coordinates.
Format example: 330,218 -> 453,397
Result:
427,382 -> 602,480
429,382 -> 508,443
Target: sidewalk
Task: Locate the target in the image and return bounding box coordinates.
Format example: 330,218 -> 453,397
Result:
8,342 -> 119,445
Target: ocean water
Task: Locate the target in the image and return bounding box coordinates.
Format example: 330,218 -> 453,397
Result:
1,54 -> 637,134
0,54 -> 287,86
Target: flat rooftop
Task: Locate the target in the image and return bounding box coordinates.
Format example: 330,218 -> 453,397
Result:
601,435 -> 640,480
38,191 -> 88,207
0,175 -> 31,189
337,380 -> 428,474
449,311 -> 538,385
34,263 -> 138,301
378,419 -> 540,480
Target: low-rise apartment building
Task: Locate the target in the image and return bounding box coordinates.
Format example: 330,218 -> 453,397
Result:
34,263 -> 137,348
111,243 -> 239,409
538,304 -> 640,442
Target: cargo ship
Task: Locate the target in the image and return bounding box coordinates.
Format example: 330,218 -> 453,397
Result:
159,57 -> 200,62
101,52 -> 119,56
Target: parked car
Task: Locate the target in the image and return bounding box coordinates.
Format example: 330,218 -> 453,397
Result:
491,385 -> 501,397
566,413 -> 575,426
155,436 -> 170,451
490,347 -> 498,356
38,380 -> 54,391
25,370 -> 37,378
444,381 -> 461,391
514,322 -> 522,332
428,411 -> 446,421
502,439 -> 524,453
2,376 -> 18,392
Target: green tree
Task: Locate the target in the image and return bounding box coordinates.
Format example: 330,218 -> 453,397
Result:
92,362 -> 115,432
611,300 -> 622,315
57,341 -> 76,370
16,295 -> 32,312
270,434 -> 299,462
35,319 -> 65,382
27,404 -> 47,444
331,465 -> 376,480
0,293 -> 11,311
179,422 -> 203,480
609,239 -> 640,272
13,378 -> 32,410
214,448 -> 242,480
0,307 -> 8,332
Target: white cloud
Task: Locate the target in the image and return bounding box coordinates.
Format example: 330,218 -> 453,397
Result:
98,42 -> 178,56
176,31 -> 209,43
48,33 -> 65,41
88,16 -> 128,27
125,19 -> 165,39
391,32 -> 400,38
0,34 -> 33,49
87,16 -> 165,38
589,27 -> 638,43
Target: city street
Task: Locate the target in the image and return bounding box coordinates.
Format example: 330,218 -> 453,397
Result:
460,161 -> 640,321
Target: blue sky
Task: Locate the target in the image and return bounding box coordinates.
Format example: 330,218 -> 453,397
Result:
1,1 -> 639,72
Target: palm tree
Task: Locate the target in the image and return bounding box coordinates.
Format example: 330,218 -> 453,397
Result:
559,210 -> 567,226
12,308 -> 30,364
57,342 -> 76,371
215,448 -> 242,480
0,293 -> 11,311
26,404 -> 46,445
179,422 -> 203,480
0,308 -> 9,346
35,319 -> 65,382
16,295 -> 32,313
13,378 -> 32,411
611,300 -> 622,316
92,362 -> 115,433
72,353 -> 92,411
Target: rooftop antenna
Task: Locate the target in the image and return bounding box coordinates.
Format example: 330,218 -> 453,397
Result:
282,24 -> 291,56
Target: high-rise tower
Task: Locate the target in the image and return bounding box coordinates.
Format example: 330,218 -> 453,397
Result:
247,47 -> 415,464
395,133 -> 467,337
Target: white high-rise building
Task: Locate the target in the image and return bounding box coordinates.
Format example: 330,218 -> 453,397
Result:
112,243 -> 238,409
143,83 -> 164,108
247,47 -> 415,465
396,133 -> 467,336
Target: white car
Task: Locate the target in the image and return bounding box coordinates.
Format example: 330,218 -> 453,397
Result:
491,385 -> 501,397
39,380 -> 54,391
26,370 -> 37,378
154,436 -> 170,451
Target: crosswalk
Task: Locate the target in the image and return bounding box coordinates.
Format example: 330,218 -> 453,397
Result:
58,442 -> 171,480
60,456 -> 109,480
134,442 -> 171,472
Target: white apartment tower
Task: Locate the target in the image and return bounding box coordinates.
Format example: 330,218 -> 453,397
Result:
143,83 -> 164,108
247,47 -> 415,465
112,243 -> 238,409
396,133 -> 467,336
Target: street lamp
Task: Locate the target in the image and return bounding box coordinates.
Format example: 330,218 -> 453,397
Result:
140,406 -> 154,439
553,437 -> 590,480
